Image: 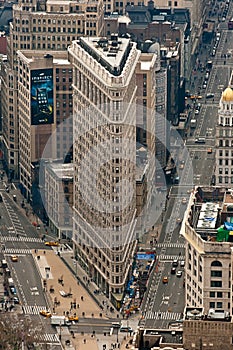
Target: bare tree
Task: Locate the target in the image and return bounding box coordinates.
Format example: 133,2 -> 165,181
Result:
0,313 -> 42,349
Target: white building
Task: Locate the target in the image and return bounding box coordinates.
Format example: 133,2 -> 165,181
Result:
183,186 -> 233,315
68,35 -> 141,307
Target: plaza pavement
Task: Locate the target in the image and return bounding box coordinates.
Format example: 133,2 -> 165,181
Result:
33,250 -> 134,350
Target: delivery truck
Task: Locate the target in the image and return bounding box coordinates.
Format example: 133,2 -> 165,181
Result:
50,315 -> 71,326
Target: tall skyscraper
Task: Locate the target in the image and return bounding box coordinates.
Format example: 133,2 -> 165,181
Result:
215,85 -> 233,187
1,0 -> 104,187
68,35 -> 157,306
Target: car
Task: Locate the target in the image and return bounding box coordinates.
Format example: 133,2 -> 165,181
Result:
202,83 -> 207,89
68,315 -> 79,322
207,148 -> 213,154
222,17 -> 226,22
190,95 -> 197,100
162,276 -> 168,284
179,164 -> 184,170
195,109 -> 199,115
120,326 -> 133,333
182,197 -> 187,204
40,310 -> 52,318
206,93 -> 214,99
112,322 -> 121,328
180,261 -> 185,268
11,255 -> 18,262
11,296 -> 19,304
176,218 -> 182,223
197,95 -> 202,99
176,270 -> 182,278
45,241 -> 59,247
10,286 -> 17,295
212,50 -> 216,57
172,259 -> 178,267
171,267 -> 176,274
195,137 -> 206,144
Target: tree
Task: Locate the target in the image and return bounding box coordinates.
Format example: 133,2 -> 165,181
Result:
0,313 -> 45,349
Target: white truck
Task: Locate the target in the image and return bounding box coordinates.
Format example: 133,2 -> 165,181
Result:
190,119 -> 197,128
50,315 -> 70,326
207,308 -> 230,321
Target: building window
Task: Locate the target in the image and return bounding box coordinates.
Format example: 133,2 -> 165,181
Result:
217,292 -> 223,298
211,281 -> 222,287
211,261 -> 222,267
210,292 -> 215,297
211,271 -> 222,277
209,302 -> 215,308
216,302 -> 223,308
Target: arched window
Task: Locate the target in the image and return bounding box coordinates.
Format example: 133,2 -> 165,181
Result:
211,260 -> 222,267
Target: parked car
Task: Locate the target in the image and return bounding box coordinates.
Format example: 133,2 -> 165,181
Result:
176,270 -> 182,278
162,276 -> 168,284
180,261 -> 185,268
171,267 -> 176,274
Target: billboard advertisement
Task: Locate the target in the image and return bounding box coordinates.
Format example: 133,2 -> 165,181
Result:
31,69 -> 54,125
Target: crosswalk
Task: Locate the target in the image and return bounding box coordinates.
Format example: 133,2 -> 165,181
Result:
4,200 -> 26,236
22,305 -> 49,315
145,311 -> 182,320
1,236 -> 43,243
159,255 -> 185,261
157,243 -> 185,248
4,248 -> 32,255
36,333 -> 60,343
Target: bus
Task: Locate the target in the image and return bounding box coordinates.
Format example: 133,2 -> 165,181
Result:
228,18 -> 233,30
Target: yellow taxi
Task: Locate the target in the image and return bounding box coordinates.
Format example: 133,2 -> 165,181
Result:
207,148 -> 212,154
45,241 -> 59,247
196,95 -> 203,99
40,310 -> 52,318
162,276 -> 168,284
190,95 -> 197,100
68,315 -> 79,322
11,255 -> 18,262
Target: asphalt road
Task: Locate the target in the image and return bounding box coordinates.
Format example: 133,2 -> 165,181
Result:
140,2 -> 233,329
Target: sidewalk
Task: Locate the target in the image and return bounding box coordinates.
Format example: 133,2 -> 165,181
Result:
33,250 -> 134,350
33,250 -> 104,319
59,250 -> 121,318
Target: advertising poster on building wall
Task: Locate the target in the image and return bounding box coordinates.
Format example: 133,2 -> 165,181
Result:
31,69 -> 54,125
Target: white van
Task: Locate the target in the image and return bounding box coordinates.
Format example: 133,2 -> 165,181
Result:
195,137 -> 205,144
